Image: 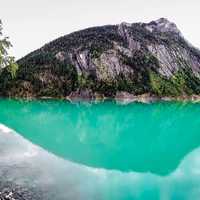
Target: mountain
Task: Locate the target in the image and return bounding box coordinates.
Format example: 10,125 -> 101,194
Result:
1,18 -> 200,99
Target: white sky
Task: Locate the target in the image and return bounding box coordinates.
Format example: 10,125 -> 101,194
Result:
1,0 -> 200,59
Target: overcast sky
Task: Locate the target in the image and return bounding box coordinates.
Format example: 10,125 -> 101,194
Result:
1,0 -> 200,59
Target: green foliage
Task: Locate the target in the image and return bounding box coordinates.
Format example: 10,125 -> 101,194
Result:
0,20 -> 18,78
7,57 -> 18,78
18,51 -> 79,97
116,73 -> 147,95
149,70 -> 193,96
90,47 -> 103,59
96,80 -> 118,97
121,51 -> 159,70
39,25 -> 124,55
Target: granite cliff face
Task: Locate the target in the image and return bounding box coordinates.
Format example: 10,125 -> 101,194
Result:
1,18 -> 200,99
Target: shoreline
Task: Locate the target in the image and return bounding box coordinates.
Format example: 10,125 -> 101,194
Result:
1,92 -> 200,103
0,181 -> 43,200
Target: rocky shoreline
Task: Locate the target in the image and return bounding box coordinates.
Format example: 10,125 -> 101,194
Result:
2,91 -> 200,104
0,182 -> 43,200
114,92 -> 200,103
68,93 -> 200,104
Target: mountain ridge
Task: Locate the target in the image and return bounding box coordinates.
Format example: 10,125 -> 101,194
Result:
1,18 -> 200,100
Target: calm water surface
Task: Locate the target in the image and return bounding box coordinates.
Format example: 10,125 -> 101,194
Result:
0,99 -> 200,199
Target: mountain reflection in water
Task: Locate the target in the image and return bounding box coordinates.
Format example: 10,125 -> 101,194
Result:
1,100 -> 200,176
0,124 -> 200,200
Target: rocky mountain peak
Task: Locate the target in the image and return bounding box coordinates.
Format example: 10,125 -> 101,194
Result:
1,18 -> 200,99
145,18 -> 181,35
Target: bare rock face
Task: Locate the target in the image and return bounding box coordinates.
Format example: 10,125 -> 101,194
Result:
145,18 -> 181,35
1,18 -> 200,98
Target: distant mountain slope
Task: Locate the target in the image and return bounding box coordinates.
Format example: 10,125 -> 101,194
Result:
1,18 -> 200,99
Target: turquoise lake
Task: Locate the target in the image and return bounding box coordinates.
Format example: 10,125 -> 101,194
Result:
0,99 -> 200,199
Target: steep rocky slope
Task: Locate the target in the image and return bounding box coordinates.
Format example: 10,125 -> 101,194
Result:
1,18 -> 200,99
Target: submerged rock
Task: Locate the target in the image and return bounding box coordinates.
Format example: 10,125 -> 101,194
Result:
1,18 -> 200,98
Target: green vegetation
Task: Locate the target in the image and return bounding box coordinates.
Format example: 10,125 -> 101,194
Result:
1,20 -> 200,98
0,20 -> 18,78
41,25 -> 124,54
149,70 -> 194,96
90,47 -> 103,59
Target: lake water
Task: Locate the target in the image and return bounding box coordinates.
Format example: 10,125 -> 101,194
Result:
0,99 -> 200,199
